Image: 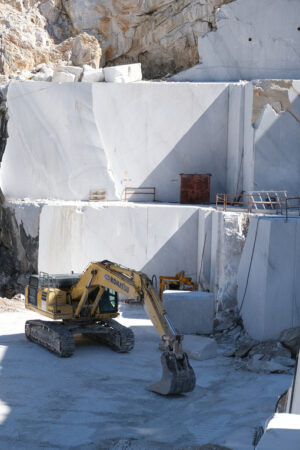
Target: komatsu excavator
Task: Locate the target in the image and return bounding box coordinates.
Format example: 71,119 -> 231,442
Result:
25,260 -> 196,395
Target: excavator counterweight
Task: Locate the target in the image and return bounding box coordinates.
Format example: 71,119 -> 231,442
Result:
25,260 -> 196,395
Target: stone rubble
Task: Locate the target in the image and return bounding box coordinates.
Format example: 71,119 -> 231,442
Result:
280,327 -> 300,358
214,308 -> 296,375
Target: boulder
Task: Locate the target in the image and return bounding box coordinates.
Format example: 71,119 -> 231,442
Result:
104,63 -> 142,83
280,327 -> 300,358
52,70 -> 75,83
55,65 -> 83,82
81,66 -> 104,83
182,335 -> 217,361
246,358 -> 287,374
31,67 -> 53,81
71,33 -> 101,69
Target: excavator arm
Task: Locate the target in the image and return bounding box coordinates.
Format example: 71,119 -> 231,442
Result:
70,260 -> 196,395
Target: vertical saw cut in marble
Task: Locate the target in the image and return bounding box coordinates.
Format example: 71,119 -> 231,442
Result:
92,82 -> 229,202
197,208 -> 213,292
163,290 -> 215,334
38,202 -> 200,284
226,82 -> 246,195
256,414 -> 300,450
0,82 -> 118,201
238,217 -> 300,341
103,64 -> 142,83
171,0 -> 300,82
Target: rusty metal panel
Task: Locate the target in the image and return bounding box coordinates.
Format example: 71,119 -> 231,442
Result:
180,174 -> 211,204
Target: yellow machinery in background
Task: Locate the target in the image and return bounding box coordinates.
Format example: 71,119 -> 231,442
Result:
159,271 -> 197,300
25,260 -> 196,396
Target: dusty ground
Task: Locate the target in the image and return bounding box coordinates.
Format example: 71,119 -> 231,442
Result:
0,303 -> 292,450
0,295 -> 25,312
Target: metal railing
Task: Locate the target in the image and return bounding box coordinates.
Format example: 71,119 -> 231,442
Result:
282,196 -> 300,220
216,191 -> 300,219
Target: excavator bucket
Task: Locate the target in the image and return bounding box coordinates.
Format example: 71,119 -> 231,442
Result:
147,351 -> 196,395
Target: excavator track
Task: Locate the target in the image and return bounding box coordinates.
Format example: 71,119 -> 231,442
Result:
83,319 -> 135,353
25,320 -> 75,357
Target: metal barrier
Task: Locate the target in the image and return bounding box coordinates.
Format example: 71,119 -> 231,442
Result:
124,187 -> 156,202
283,196 -> 300,220
216,191 -> 300,219
216,191 -> 287,213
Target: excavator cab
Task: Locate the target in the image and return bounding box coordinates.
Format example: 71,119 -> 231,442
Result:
88,287 -> 118,314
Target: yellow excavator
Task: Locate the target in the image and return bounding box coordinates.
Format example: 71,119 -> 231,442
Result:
25,260 -> 196,396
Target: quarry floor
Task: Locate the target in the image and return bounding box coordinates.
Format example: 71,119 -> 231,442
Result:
0,303 -> 292,450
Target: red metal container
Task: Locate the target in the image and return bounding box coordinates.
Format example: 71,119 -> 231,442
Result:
180,174 -> 211,204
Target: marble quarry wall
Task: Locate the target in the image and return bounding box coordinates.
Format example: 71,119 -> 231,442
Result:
244,80 -> 300,195
38,202 -> 247,311
1,81 -> 230,202
172,0 -> 300,82
1,79 -> 299,203
238,217 -> 300,341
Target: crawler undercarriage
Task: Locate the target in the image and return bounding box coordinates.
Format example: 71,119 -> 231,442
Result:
25,318 -> 135,357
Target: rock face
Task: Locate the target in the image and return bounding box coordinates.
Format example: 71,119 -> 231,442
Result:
0,197 -> 39,297
0,85 -> 8,162
0,0 -> 234,79
71,33 -> 102,68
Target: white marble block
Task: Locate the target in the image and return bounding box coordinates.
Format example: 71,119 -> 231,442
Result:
52,70 -> 75,83
183,335 -> 217,361
256,414 -> 300,450
238,217 -> 300,341
104,63 -> 142,83
56,65 -> 83,82
163,290 -> 215,334
81,66 -> 104,82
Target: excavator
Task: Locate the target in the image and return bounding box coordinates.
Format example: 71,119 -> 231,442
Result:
25,260 -> 196,396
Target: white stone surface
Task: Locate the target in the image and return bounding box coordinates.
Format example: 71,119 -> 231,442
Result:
238,217 -> 300,341
183,335 -> 217,361
1,81 -> 229,202
0,305 -> 292,450
81,66 -> 104,83
163,290 -> 214,334
1,82 -> 117,201
92,82 -> 229,202
172,0 -> 300,82
256,414 -> 300,450
38,203 -> 200,284
52,70 -> 75,83
104,63 -> 142,83
286,354 -> 300,414
56,65 -> 83,82
251,81 -> 300,195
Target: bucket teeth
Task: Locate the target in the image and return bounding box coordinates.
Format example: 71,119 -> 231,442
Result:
147,351 -> 196,396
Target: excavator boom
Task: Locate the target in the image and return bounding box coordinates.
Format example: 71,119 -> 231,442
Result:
25,260 -> 196,396
69,261 -> 196,395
